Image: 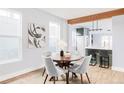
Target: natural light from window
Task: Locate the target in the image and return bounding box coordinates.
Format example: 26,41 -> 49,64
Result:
0,9 -> 22,64
49,21 -> 60,52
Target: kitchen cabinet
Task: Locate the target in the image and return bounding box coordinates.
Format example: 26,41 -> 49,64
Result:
98,18 -> 112,31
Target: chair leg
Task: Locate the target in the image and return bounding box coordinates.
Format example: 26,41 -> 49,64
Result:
99,57 -> 102,67
53,76 -> 56,84
56,77 -> 58,81
80,74 -> 83,84
42,67 -> 46,76
107,57 -> 109,68
86,73 -> 91,83
72,72 -> 78,79
43,74 -> 48,84
72,73 -> 73,80
49,76 -> 54,81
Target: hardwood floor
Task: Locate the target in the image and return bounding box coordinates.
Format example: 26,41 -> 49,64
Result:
1,65 -> 124,84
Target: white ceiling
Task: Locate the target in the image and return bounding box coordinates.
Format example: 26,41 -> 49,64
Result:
41,8 -> 117,19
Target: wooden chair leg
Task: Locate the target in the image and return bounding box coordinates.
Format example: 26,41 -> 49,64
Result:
80,74 -> 83,84
53,77 -> 56,84
72,72 -> 78,79
49,76 -> 54,81
86,73 -> 91,83
42,67 -> 46,76
44,74 -> 48,84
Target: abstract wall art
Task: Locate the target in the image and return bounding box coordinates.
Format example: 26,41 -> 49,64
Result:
28,23 -> 46,48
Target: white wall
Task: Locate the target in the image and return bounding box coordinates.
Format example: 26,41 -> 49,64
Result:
112,15 -> 124,71
0,8 -> 67,81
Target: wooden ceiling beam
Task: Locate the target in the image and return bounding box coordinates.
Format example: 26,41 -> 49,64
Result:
67,8 -> 124,24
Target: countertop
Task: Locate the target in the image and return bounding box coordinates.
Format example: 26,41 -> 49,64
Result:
85,46 -> 112,50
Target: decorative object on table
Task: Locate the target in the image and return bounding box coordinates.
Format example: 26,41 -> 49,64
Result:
60,50 -> 64,57
64,52 -> 71,58
28,23 -> 46,48
58,40 -> 67,57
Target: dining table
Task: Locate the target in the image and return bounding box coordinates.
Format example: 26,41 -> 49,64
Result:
52,52 -> 83,84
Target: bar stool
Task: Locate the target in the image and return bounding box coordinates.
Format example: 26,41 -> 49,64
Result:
99,51 -> 109,68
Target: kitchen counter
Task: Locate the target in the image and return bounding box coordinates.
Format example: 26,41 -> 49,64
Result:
85,46 -> 112,50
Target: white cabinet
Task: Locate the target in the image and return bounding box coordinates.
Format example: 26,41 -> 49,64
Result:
89,31 -> 112,49
98,18 -> 112,31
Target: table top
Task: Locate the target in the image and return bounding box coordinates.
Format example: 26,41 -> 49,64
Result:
52,53 -> 83,62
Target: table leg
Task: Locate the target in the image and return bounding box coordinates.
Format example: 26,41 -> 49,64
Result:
66,71 -> 69,84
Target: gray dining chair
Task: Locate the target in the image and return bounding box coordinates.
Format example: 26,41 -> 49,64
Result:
43,57 -> 66,84
71,56 -> 84,65
70,50 -> 83,65
41,51 -> 52,77
69,55 -> 92,84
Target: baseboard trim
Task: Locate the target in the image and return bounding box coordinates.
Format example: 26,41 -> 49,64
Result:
112,66 -> 124,72
0,66 -> 43,83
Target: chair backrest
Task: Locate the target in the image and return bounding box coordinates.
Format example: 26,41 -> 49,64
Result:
44,57 -> 58,76
41,51 -> 52,65
76,55 -> 92,73
42,51 -> 52,57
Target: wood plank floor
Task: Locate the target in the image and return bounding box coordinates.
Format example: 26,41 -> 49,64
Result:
2,65 -> 124,84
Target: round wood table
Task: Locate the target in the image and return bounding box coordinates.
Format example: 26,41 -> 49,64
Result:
52,53 -> 83,84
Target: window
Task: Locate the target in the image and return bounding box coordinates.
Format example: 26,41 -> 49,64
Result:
49,22 -> 60,52
71,29 -> 77,50
0,9 -> 22,64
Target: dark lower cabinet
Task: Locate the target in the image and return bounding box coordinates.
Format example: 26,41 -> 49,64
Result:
86,49 -> 112,68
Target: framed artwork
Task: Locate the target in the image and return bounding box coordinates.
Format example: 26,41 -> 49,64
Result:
28,23 -> 46,48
